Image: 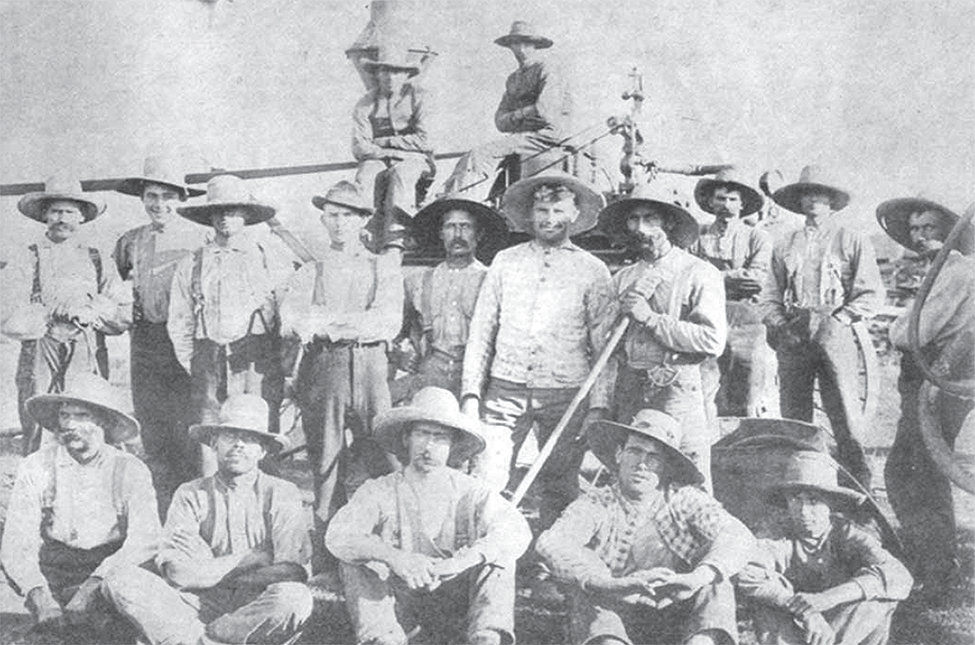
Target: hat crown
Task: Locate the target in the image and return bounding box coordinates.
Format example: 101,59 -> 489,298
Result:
141,155 -> 185,185
43,173 -> 85,197
59,373 -> 129,416
205,175 -> 254,205
628,409 -> 683,451
710,166 -> 750,186
796,164 -> 840,188
507,20 -> 535,36
322,180 -> 369,211
780,451 -> 843,491
216,394 -> 270,434
408,386 -> 464,420
627,183 -> 690,210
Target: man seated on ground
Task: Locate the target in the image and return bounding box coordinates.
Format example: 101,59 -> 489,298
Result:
101,395 -> 313,645
738,451 -> 912,645
326,387 -> 532,645
0,374 -> 159,635
536,409 -> 754,645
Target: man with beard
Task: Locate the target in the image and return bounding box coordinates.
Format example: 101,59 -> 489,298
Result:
879,198 -> 974,600
462,173 -> 617,528
1,374 -> 159,636
392,196 -> 507,402
327,387 -> 531,645
599,183 -> 726,490
2,176 -> 129,455
536,410 -> 754,645
113,155 -> 206,516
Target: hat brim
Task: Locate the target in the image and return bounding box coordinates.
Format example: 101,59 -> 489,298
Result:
361,60 -> 420,76
177,202 -> 277,227
588,420 -> 705,486
188,423 -> 289,453
694,179 -> 764,217
501,173 -> 605,237
311,195 -> 373,214
494,35 -> 553,49
373,407 -> 486,466
116,177 -> 206,199
25,393 -> 139,444
773,182 -> 850,214
597,197 -> 700,249
765,482 -> 865,510
876,197 -> 973,255
411,199 -> 509,262
17,193 -> 105,224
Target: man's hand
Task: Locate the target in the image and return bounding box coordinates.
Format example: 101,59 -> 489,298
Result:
390,551 -> 441,590
462,397 -> 480,420
649,566 -> 716,609
621,289 -> 654,324
26,586 -> 63,631
430,549 -> 483,580
787,592 -> 832,619
237,549 -> 274,571
63,576 -> 102,626
800,611 -> 835,645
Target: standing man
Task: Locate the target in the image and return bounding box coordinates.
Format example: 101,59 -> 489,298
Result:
279,180 -> 402,571
114,155 -> 206,515
1,374 -> 159,635
102,395 -> 313,645
599,183 -> 727,489
168,174 -> 292,474
880,198 -> 974,599
462,172 -> 616,528
2,175 -> 128,455
759,166 -> 884,489
391,196 -> 507,403
326,387 -> 531,645
691,168 -> 775,419
441,21 -> 572,203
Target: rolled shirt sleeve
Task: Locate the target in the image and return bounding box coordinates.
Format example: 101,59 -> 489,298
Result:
535,495 -> 616,589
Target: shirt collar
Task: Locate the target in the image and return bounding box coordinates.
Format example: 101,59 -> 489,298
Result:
55,442 -> 107,468
529,239 -> 577,254
215,469 -> 260,491
36,234 -> 85,252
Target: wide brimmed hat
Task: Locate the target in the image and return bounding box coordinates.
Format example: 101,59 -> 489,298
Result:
694,167 -> 764,217
494,21 -> 553,49
374,387 -> 486,465
177,175 -> 276,226
116,155 -> 205,199
312,180 -> 373,214
18,174 -> 106,224
589,409 -> 704,486
501,172 -> 605,237
765,450 -> 865,509
597,183 -> 700,249
189,394 -> 289,453
26,373 -> 139,444
772,165 -> 851,214
412,196 -> 508,262
876,197 -> 974,255
361,52 -> 420,77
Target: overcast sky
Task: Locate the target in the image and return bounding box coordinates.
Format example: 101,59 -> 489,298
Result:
1,0 -> 972,257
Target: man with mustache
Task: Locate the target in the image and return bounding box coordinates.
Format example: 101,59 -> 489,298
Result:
392,196 -> 507,402
536,409 -> 754,645
599,183 -> 727,490
2,175 -> 129,455
102,395 -> 313,645
878,198 -> 974,600
0,374 -> 159,636
326,387 -> 531,645
462,173 -> 617,528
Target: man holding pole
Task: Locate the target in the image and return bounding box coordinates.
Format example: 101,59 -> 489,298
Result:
461,172 -> 617,528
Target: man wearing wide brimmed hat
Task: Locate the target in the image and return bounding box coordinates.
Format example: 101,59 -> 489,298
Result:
739,450 -> 912,645
440,20 -> 573,204
462,172 -> 617,528
327,387 -> 531,645
279,180 -> 402,569
352,49 -> 435,251
879,199 -> 974,598
598,182 -> 727,490
113,155 -> 207,515
0,374 -> 160,635
536,409 -> 754,645
168,174 -> 294,475
102,394 -> 313,645
2,174 -> 130,455
758,165 -> 884,489
391,195 -> 508,403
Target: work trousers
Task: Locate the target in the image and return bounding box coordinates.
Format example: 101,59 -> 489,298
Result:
131,322 -> 195,518
751,600 -> 898,645
102,564 -> 312,645
356,155 -> 431,219
714,301 -> 778,418
471,378 -> 588,529
340,560 -> 516,645
390,350 -> 464,406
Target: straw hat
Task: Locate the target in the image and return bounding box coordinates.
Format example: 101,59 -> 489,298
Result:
588,409 -> 704,486
17,174 -> 106,224
26,373 -> 139,444
494,21 -> 553,49
412,196 -> 508,262
374,387 -> 486,466
772,165 -> 851,214
597,183 -> 700,249
765,450 -> 865,509
116,155 -> 205,199
694,167 -> 764,217
311,180 -> 373,214
177,175 -> 276,227
876,197 -> 974,255
188,394 -> 289,453
501,172 -> 605,237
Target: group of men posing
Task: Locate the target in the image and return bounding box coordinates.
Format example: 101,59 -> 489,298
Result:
1,18 -> 972,645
